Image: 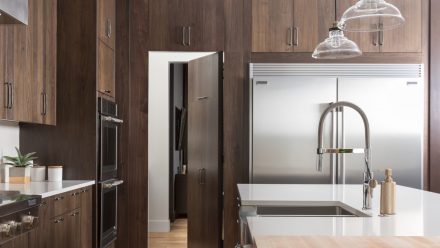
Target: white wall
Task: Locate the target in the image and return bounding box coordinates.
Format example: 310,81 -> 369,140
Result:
148,52 -> 214,232
0,121 -> 20,161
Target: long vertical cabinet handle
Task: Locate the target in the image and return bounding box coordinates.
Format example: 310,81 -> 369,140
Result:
340,107 -> 346,184
187,26 -> 191,46
8,83 -> 12,109
330,108 -> 337,184
106,19 -> 112,38
287,27 -> 293,46
182,26 -> 187,46
41,92 -> 47,116
4,83 -> 8,109
293,27 -> 299,46
379,31 -> 384,46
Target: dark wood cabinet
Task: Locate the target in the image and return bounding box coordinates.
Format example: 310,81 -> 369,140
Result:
148,0 -> 224,51
0,233 -> 30,248
0,0 -> 57,125
337,0 -> 422,53
187,53 -> 222,248
98,0 -> 116,50
98,41 -> 116,98
252,0 -> 334,52
30,186 -> 93,248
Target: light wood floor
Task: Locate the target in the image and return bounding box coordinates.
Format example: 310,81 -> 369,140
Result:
148,219 -> 188,248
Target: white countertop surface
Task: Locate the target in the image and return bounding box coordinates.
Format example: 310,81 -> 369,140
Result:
0,180 -> 95,198
238,184 -> 440,237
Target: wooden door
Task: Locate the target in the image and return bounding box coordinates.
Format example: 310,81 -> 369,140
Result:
97,41 -> 115,98
252,0 -> 295,52
336,0 -> 381,53
186,0 -> 224,51
80,187 -> 93,248
293,0 -> 335,52
27,0 -> 57,125
66,209 -> 81,248
187,53 -> 222,248
98,0 -> 116,50
380,0 -> 422,53
148,0 -> 186,50
30,199 -> 52,248
52,215 -> 68,247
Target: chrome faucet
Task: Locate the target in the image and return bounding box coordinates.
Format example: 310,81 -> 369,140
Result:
316,101 -> 377,210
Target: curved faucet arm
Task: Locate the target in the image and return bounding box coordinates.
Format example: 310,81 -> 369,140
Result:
317,101 -> 371,152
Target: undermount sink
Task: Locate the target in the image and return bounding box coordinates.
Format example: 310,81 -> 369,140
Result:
256,205 -> 370,217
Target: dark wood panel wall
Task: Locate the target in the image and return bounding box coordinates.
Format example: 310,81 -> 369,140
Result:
115,0 -> 149,247
430,0 -> 440,193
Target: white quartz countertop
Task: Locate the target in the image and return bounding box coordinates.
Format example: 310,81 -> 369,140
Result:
238,184 -> 440,237
0,180 -> 95,198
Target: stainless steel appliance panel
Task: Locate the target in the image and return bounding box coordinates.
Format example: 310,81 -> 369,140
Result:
252,76 -> 337,184
338,78 -> 424,188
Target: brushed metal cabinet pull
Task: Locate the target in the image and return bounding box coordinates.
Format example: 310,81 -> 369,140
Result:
373,31 -> 378,46
8,83 -> 12,109
197,96 -> 208,101
188,26 -> 191,46
288,27 -> 293,46
41,92 -> 47,116
293,27 -> 299,46
379,30 -> 384,46
182,26 -> 186,46
4,83 -> 8,109
106,19 -> 112,38
199,168 -> 206,185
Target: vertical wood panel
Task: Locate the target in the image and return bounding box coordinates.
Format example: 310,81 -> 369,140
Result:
115,0 -> 149,247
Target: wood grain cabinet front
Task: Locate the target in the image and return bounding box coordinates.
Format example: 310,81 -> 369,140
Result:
252,0 -> 334,53
29,186 -> 93,248
148,0 -> 224,51
0,0 -> 57,125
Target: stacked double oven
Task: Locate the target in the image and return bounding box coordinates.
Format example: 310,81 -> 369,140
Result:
98,98 -> 124,248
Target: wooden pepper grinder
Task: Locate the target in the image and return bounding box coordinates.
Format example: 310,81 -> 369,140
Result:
380,168 -> 396,216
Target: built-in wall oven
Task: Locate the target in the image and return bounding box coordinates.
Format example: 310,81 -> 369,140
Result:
98,98 -> 124,248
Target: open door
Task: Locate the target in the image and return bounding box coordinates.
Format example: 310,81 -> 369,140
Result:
187,53 -> 223,248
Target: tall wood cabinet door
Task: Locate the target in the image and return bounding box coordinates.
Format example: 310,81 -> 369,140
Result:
336,0 -> 381,53
252,0 -> 295,52
97,41 -> 115,98
52,215 -> 68,248
80,187 -> 93,248
30,199 -> 52,248
148,0 -> 186,51
98,0 -> 116,50
380,0 -> 422,53
187,53 -> 222,248
28,0 -> 57,125
293,0 -> 335,52
66,209 -> 81,248
186,0 -> 224,51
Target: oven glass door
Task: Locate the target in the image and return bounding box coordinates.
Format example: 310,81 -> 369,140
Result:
101,118 -> 118,179
101,183 -> 118,247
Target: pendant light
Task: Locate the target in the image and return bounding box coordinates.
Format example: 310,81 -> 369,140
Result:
339,0 -> 405,32
312,22 -> 362,60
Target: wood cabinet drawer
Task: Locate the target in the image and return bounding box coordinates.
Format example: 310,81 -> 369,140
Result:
67,190 -> 82,210
51,193 -> 68,217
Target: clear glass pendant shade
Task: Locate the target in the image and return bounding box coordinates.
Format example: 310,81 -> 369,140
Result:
339,0 -> 405,32
312,27 -> 362,59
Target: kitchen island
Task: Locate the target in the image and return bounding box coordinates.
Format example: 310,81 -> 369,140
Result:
238,184 -> 440,247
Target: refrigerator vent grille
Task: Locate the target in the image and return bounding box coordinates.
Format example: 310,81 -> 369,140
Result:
250,64 -> 423,78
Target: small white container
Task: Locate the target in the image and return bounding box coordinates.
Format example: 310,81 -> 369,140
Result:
0,165 -> 10,183
48,166 -> 63,182
31,166 -> 46,182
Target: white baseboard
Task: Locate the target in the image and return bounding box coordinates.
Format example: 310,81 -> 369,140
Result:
148,219 -> 171,232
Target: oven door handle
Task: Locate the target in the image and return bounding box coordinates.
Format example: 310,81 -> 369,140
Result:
102,116 -> 124,124
103,180 -> 124,189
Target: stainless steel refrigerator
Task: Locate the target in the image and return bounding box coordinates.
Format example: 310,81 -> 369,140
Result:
250,64 -> 424,189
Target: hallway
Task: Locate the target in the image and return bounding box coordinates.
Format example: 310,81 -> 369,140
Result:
148,219 -> 187,248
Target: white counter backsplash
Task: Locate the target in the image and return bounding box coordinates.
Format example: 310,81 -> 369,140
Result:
0,121 -> 20,162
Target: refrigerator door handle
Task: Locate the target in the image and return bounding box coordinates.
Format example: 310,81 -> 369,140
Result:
340,106 -> 346,184
330,108 -> 337,184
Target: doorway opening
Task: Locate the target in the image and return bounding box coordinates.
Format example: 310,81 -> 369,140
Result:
148,52 -> 223,248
